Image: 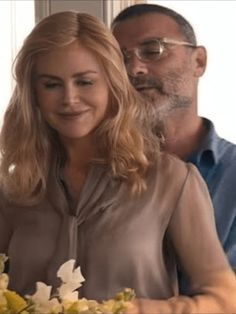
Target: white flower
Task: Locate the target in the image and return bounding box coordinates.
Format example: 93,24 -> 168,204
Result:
57,259 -> 85,287
0,255 -> 134,314
30,282 -> 61,314
57,259 -> 85,302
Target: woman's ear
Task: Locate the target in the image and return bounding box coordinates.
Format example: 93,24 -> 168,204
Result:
192,45 -> 207,78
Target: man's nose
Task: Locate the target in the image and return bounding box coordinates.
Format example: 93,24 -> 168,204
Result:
126,54 -> 149,77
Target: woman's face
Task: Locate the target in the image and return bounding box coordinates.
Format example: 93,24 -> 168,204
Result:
34,41 -> 109,141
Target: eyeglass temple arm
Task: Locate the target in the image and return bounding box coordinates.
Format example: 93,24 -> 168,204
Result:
162,37 -> 196,47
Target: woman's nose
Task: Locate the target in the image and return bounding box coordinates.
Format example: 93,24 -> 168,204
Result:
63,83 -> 80,105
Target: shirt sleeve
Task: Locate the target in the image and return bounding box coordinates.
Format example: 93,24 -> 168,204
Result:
224,216 -> 236,272
169,163 -> 229,278
158,163 -> 236,313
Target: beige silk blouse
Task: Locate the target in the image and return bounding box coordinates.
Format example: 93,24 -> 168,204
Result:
0,153 -> 236,313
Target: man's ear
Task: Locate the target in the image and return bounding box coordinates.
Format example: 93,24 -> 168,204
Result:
192,45 -> 207,78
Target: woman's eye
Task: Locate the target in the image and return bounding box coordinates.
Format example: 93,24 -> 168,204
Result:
44,82 -> 61,89
76,80 -> 93,86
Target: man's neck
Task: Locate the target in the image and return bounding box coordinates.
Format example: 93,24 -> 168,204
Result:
162,115 -> 206,161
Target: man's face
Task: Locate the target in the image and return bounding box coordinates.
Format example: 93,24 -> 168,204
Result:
113,13 -> 203,121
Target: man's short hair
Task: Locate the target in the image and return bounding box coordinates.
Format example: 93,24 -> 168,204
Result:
111,3 -> 197,45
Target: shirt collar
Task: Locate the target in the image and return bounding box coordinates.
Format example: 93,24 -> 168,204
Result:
187,118 -> 221,167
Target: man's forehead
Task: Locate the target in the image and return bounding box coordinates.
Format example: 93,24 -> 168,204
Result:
113,13 -> 182,48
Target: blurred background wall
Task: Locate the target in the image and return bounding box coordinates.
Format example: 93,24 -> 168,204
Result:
1,0 -> 236,143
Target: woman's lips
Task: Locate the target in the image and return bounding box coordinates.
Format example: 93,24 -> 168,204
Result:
58,110 -> 89,119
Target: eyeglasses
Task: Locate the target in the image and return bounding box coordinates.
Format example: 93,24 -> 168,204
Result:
122,37 -> 196,64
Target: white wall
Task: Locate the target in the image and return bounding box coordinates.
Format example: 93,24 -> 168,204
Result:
0,0 -> 35,127
49,0 -> 104,20
148,0 -> 236,144
1,0 -> 236,144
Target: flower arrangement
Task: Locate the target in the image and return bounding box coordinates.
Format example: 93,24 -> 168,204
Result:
0,254 -> 135,314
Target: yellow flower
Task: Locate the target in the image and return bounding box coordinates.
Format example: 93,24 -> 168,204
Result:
4,290 -> 28,313
0,273 -> 9,291
99,289 -> 135,314
64,298 -> 99,314
0,292 -> 8,314
0,255 -> 135,314
0,254 -> 8,274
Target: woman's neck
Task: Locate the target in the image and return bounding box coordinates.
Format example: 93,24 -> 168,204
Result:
61,135 -> 95,169
60,135 -> 96,203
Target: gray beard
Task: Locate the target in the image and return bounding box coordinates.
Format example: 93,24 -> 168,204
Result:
141,91 -> 192,137
132,68 -> 193,129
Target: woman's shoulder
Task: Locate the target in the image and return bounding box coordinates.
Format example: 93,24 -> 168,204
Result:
144,152 -> 209,218
148,152 -> 204,193
155,152 -> 197,177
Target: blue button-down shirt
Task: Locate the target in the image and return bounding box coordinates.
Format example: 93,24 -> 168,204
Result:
180,117 -> 236,293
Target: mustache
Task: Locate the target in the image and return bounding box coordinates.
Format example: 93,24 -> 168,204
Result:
130,76 -> 165,95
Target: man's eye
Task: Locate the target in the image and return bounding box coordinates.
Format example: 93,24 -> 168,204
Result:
122,52 -> 131,64
140,48 -> 162,61
142,49 -> 161,56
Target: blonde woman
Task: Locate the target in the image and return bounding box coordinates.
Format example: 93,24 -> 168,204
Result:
0,11 -> 235,314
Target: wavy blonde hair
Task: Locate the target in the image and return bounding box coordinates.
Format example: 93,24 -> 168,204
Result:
0,11 -> 161,205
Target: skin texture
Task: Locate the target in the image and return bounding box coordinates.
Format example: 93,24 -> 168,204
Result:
34,41 -> 110,199
113,13 -> 207,159
35,41 -> 109,144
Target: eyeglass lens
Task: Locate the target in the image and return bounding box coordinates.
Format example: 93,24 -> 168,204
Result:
123,40 -> 163,64
138,41 -> 163,61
